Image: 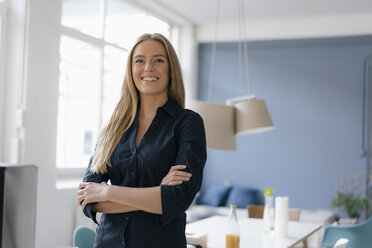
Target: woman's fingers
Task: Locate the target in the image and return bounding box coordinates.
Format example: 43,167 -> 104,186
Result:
166,172 -> 192,181
77,185 -> 86,205
76,182 -> 108,208
168,171 -> 192,183
161,165 -> 192,186
173,170 -> 192,178
162,176 -> 187,185
79,182 -> 91,190
169,165 -> 187,172
169,175 -> 191,182
81,197 -> 89,209
77,194 -> 84,205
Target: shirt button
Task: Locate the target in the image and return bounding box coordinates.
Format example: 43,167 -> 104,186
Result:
131,171 -> 135,176
125,216 -> 129,221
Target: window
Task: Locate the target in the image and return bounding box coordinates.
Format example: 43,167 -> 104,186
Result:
0,0 -> 7,160
56,0 -> 171,168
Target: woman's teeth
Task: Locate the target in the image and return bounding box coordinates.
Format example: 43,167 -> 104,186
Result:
142,77 -> 157,81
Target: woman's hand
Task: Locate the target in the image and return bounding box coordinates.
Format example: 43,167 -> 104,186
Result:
161,165 -> 192,186
77,182 -> 110,209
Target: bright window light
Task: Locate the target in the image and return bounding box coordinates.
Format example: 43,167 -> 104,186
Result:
102,46 -> 127,126
57,36 -> 100,168
62,0 -> 102,38
146,15 -> 170,38
105,0 -> 146,48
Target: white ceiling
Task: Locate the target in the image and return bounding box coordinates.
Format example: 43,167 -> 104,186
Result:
131,0 -> 372,26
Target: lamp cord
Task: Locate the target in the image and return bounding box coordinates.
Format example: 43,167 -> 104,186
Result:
237,0 -> 243,96
239,0 -> 251,96
208,0 -> 220,102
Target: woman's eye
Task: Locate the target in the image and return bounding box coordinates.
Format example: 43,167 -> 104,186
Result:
135,59 -> 144,63
154,58 -> 164,63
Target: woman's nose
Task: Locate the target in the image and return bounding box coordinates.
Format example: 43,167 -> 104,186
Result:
144,61 -> 153,72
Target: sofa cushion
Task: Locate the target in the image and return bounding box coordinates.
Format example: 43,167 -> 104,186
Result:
226,186 -> 258,208
197,184 -> 231,207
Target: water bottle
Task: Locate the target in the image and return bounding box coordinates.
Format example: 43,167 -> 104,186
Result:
226,204 -> 240,248
263,188 -> 274,232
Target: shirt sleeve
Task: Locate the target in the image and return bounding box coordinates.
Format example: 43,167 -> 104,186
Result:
82,156 -> 109,224
161,111 -> 207,225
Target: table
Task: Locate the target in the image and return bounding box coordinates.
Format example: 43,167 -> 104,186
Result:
186,216 -> 322,248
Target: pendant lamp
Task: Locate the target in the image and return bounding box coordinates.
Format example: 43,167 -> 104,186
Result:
226,95 -> 274,135
187,0 -> 237,150
226,0 -> 274,135
187,100 -> 236,150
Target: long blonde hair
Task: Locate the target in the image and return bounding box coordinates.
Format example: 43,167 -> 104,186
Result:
90,33 -> 185,174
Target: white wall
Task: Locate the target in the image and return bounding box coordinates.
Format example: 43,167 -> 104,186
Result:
197,13 -> 372,42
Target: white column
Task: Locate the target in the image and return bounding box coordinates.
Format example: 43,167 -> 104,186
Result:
23,0 -> 63,247
2,0 -> 28,163
178,25 -> 198,101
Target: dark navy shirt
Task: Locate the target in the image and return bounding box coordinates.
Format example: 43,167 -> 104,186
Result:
82,99 -> 207,248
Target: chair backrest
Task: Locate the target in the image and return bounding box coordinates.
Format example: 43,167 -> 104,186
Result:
322,217 -> 372,248
73,226 -> 96,248
289,208 -> 300,222
247,205 -> 301,221
248,205 -> 264,218
333,238 -> 349,248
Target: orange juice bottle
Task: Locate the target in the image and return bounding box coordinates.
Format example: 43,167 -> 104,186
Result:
226,204 -> 240,248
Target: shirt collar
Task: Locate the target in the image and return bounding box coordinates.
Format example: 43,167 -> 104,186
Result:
159,98 -> 179,116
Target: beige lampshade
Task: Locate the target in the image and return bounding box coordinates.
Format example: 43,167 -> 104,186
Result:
234,99 -> 274,135
187,100 -> 236,150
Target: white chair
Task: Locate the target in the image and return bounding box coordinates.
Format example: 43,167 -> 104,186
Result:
333,238 -> 349,248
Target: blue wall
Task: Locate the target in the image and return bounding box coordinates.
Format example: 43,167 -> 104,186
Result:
197,36 -> 372,209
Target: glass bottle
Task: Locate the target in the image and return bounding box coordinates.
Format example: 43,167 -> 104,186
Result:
226,204 -> 240,248
263,188 -> 274,232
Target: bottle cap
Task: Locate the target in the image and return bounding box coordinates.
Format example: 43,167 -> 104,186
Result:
264,188 -> 274,197
230,204 -> 237,209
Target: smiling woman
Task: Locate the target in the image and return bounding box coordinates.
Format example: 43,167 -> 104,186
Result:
78,33 -> 207,248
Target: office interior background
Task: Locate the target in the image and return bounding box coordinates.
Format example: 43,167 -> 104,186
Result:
1,0 -> 372,247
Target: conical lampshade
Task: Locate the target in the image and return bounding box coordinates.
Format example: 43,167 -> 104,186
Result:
234,98 -> 274,135
187,100 -> 236,150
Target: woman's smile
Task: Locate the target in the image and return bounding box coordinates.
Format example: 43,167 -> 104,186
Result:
141,76 -> 159,82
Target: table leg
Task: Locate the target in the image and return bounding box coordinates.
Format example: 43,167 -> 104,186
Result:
302,239 -> 308,248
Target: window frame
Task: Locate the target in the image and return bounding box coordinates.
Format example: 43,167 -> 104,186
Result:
0,0 -> 7,161
56,0 -> 173,177
56,27 -> 129,171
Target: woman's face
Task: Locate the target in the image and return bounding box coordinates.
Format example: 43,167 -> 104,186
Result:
132,39 -> 170,99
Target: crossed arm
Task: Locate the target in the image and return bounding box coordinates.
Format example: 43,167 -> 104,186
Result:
77,165 -> 192,214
